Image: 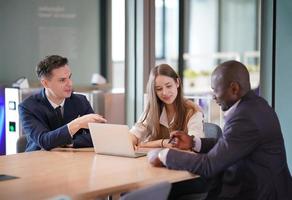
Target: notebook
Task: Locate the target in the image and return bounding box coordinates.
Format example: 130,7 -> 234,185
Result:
88,123 -> 147,158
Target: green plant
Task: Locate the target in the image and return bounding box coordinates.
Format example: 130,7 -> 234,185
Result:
200,69 -> 211,76
184,68 -> 212,78
183,68 -> 199,79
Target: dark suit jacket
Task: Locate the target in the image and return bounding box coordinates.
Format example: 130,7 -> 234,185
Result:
166,91 -> 292,200
19,89 -> 94,151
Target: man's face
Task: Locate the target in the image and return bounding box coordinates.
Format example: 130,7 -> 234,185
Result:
41,64 -> 73,103
211,74 -> 237,111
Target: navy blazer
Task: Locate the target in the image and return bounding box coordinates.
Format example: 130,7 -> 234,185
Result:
19,89 -> 94,151
166,91 -> 292,200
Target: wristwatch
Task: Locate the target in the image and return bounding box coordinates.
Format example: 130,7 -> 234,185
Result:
191,135 -> 197,152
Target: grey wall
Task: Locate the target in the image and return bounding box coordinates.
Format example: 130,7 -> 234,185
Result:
260,0 -> 273,105
0,0 -> 100,86
261,0 -> 292,172
275,0 -> 292,172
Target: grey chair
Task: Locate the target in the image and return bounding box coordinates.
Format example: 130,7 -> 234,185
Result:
16,135 -> 27,153
120,181 -> 171,200
203,122 -> 222,139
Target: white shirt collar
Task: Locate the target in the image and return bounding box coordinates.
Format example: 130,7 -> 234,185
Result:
160,106 -> 174,128
47,98 -> 65,109
224,99 -> 241,119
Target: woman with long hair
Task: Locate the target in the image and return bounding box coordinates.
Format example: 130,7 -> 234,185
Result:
130,64 -> 204,148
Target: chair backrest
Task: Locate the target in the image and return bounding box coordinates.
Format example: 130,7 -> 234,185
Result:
16,135 -> 27,153
120,182 -> 171,200
203,122 -> 222,139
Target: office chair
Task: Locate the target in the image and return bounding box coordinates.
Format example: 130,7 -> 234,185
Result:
178,122 -> 222,200
16,135 -> 27,153
203,122 -> 222,139
120,181 -> 171,200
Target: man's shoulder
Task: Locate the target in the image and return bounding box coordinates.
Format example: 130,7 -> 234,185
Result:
18,91 -> 50,116
20,91 -> 43,107
68,93 -> 88,102
65,93 -> 90,108
232,92 -> 273,122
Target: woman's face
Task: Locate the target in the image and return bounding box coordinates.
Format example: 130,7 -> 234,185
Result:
154,75 -> 179,105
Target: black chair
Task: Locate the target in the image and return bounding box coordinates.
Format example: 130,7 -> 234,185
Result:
16,135 -> 27,153
120,182 -> 171,200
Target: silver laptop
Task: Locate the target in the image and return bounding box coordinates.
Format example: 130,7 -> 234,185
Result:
88,123 -> 147,158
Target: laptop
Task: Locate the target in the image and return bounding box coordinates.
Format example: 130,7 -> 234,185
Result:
88,123 -> 147,158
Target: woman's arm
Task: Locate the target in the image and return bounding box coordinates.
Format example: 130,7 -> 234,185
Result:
129,120 -> 149,147
187,111 -> 205,138
138,139 -> 172,148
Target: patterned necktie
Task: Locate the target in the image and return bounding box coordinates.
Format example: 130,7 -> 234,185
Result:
55,106 -> 64,126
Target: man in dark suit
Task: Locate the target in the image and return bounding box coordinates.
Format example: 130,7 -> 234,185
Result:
150,60 -> 292,199
19,55 -> 107,151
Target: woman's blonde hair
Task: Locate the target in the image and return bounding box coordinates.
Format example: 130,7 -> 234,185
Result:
140,64 -> 200,140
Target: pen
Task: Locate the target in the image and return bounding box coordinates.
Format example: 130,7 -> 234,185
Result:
168,136 -> 175,144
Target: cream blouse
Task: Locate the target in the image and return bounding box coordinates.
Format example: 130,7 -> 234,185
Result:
129,106 -> 205,143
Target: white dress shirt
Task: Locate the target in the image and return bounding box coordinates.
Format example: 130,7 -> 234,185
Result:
47,98 -> 74,140
47,98 -> 65,114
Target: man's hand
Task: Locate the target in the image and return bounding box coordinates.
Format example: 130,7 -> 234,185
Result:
147,149 -> 165,167
75,114 -> 107,129
67,113 -> 107,136
170,131 -> 193,150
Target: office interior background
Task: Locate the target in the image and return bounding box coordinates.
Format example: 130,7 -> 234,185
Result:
0,0 -> 291,172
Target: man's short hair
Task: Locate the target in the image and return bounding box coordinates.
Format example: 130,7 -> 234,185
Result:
36,55 -> 68,79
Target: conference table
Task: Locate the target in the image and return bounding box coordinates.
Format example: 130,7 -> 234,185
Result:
0,148 -> 197,200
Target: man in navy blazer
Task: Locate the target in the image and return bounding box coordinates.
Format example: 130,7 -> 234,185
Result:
150,60 -> 292,199
19,55 -> 106,151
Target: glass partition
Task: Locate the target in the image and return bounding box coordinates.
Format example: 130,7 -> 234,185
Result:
155,0 -> 261,126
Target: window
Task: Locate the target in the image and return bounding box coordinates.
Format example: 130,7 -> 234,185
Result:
155,0 -> 261,125
111,0 -> 125,91
155,0 -> 179,70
